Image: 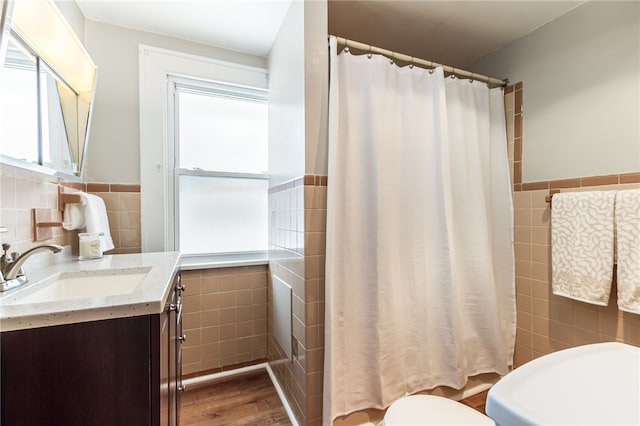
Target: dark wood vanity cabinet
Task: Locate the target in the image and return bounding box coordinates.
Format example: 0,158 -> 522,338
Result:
0,272 -> 184,426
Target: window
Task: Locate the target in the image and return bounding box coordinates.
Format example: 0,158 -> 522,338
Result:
139,45 -> 268,253
172,78 -> 268,254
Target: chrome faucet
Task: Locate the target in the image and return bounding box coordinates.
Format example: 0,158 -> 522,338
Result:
0,243 -> 63,291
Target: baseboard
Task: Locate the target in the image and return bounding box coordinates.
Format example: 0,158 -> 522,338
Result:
182,362 -> 267,388
266,363 -> 300,426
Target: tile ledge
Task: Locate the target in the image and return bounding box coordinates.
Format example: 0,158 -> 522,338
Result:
180,252 -> 269,270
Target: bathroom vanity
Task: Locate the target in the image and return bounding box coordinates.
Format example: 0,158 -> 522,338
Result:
0,251 -> 182,426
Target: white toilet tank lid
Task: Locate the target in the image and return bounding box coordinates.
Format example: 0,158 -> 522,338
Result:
383,395 -> 495,426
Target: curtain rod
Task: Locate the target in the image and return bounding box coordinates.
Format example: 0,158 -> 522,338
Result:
331,36 -> 508,87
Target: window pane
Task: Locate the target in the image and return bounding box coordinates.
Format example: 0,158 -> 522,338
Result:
178,92 -> 267,173
178,175 -> 268,254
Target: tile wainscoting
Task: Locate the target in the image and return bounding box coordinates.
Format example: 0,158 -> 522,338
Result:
180,266 -> 269,376
268,175 -> 326,426
0,166 -> 141,254
505,84 -> 640,368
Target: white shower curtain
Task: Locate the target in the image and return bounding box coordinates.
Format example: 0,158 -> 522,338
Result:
323,37 -> 516,424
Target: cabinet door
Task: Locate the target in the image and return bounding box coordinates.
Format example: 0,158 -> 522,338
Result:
159,304 -> 171,426
168,288 -> 178,426
1,316 -> 152,425
176,294 -> 184,425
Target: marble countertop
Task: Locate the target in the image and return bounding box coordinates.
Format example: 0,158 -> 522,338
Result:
0,248 -> 181,332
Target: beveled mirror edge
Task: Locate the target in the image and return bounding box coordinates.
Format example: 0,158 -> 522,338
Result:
78,68 -> 98,180
0,1 -> 13,64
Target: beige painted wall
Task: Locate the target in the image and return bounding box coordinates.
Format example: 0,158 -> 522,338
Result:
303,0 -> 329,176
268,0 -> 329,185
267,1 -> 306,186
472,1 -> 640,183
82,20 -> 266,184
55,1 -> 84,39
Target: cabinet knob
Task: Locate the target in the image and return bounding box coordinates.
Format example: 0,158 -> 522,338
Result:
178,334 -> 187,342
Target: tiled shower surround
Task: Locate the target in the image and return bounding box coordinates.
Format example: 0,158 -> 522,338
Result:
505,84 -> 640,368
268,176 -> 326,426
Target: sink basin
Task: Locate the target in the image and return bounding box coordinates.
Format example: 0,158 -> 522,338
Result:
6,267 -> 152,305
486,342 -> 640,425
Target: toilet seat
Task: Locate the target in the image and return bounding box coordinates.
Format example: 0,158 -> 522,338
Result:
383,395 -> 495,426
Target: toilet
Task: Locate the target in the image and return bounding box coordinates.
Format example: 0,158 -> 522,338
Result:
383,394 -> 495,425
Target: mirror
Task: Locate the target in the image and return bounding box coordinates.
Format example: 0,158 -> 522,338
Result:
0,0 -> 96,180
0,36 -> 78,175
0,37 -> 39,165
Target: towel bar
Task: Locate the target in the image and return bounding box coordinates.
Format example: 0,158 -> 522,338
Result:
57,186 -> 82,211
32,209 -> 62,241
32,187 -> 83,241
545,189 -> 560,205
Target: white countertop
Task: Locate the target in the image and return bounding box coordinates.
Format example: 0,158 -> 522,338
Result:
0,248 -> 181,332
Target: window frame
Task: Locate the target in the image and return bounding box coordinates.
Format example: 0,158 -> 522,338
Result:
168,76 -> 269,254
139,45 -> 268,253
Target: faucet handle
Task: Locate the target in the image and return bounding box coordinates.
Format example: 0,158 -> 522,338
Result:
0,244 -> 10,264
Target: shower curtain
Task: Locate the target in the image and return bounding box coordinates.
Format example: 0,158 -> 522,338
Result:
323,37 -> 516,424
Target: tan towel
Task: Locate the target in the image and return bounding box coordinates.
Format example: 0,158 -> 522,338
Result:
615,189 -> 640,314
552,191 -> 616,305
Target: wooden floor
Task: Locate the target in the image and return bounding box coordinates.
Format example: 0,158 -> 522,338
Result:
180,370 -> 489,425
180,370 -> 291,426
460,389 -> 489,415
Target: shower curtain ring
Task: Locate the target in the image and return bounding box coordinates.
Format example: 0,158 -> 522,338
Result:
390,52 -> 395,64
409,57 -> 414,69
367,45 -> 372,59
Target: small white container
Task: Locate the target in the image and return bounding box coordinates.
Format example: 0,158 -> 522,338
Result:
78,232 -> 103,260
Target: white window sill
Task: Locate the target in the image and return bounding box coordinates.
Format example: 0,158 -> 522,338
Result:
179,251 -> 269,270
